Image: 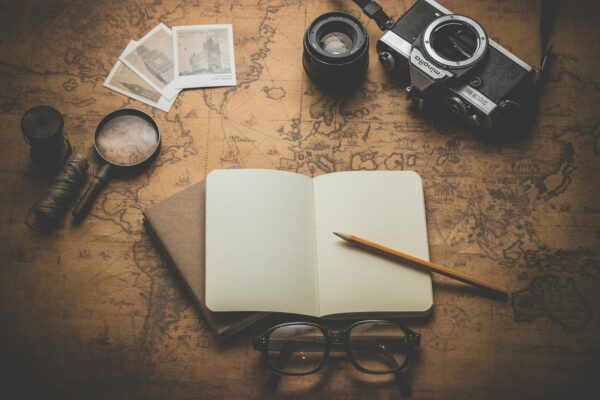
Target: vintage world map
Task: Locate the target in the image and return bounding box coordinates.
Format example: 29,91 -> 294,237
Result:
0,0 -> 598,398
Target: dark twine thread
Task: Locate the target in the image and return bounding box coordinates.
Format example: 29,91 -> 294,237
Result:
26,154 -> 89,233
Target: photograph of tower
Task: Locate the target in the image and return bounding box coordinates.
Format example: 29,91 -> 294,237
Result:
137,45 -> 173,84
176,28 -> 232,76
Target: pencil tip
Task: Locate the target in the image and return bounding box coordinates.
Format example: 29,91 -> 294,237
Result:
333,232 -> 350,241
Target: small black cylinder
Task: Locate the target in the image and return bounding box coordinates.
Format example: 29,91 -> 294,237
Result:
303,12 -> 369,93
21,105 -> 71,171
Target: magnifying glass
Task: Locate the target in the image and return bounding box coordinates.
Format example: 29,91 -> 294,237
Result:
72,109 -> 160,222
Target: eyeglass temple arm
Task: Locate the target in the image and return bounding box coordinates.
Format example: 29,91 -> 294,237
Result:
266,371 -> 282,391
375,351 -> 412,397
394,370 -> 412,398
266,344 -> 295,391
253,336 -> 284,390
265,339 -> 298,391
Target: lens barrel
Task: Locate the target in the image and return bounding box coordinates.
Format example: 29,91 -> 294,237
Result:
303,12 -> 369,93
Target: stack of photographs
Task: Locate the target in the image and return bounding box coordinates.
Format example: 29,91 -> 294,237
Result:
104,23 -> 236,112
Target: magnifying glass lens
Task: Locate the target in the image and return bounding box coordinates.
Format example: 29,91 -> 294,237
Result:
96,114 -> 159,166
73,109 -> 160,223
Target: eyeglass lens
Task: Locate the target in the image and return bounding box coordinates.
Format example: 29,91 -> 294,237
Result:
267,324 -> 326,374
349,321 -> 409,373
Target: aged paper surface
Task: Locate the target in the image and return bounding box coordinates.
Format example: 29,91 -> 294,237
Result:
173,25 -> 237,89
0,0 -> 599,399
120,23 -> 180,100
104,41 -> 176,112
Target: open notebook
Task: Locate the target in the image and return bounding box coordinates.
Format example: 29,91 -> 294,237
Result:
205,169 -> 433,317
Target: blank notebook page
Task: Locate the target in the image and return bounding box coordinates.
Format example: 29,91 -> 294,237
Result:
205,169 -> 319,315
313,171 -> 433,316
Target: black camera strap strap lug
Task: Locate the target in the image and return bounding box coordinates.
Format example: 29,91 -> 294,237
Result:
353,0 -> 395,31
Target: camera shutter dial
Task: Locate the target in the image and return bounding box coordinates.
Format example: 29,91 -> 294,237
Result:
444,96 -> 469,115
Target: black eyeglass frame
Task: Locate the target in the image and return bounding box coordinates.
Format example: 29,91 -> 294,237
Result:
252,320 -> 421,376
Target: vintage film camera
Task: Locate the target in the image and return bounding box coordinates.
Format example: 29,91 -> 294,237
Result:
355,0 -> 537,133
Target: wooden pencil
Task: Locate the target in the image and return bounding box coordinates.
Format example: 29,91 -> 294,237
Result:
334,232 -> 508,298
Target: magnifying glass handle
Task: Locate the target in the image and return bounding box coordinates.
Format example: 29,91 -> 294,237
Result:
72,164 -> 112,223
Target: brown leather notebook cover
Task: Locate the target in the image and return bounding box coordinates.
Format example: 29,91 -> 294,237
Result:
143,181 -> 268,340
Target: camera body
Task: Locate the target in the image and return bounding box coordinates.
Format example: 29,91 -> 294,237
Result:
376,0 -> 535,132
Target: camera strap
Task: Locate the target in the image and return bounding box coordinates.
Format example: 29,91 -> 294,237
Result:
537,0 -> 557,86
352,0 -> 395,31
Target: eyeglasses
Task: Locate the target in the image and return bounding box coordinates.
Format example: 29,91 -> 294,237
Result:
252,320 -> 420,396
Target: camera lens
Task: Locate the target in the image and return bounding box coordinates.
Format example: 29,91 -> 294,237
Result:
422,15 -> 488,68
320,32 -> 353,54
303,12 -> 369,92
